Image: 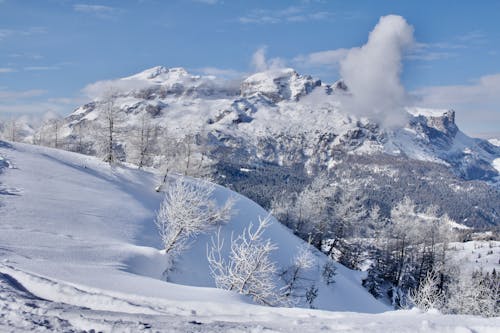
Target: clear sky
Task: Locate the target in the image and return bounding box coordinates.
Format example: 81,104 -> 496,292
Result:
0,0 -> 499,137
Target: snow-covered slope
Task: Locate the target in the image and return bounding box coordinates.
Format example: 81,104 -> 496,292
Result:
0,141 -> 386,313
447,240 -> 500,274
2,141 -> 498,331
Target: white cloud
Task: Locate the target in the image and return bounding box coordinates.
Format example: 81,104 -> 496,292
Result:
457,30 -> 485,43
412,73 -> 500,136
8,53 -> 43,60
0,27 -> 46,41
0,29 -> 12,40
73,4 -> 116,18
407,51 -> 456,61
293,48 -> 349,68
0,89 -> 47,100
82,78 -> 155,99
192,0 -> 219,4
0,93 -> 86,117
0,68 -> 16,73
338,15 -> 415,127
197,67 -> 245,79
239,6 -> 332,24
414,74 -> 500,106
251,46 -> 286,72
24,66 -> 60,71
0,103 -> 64,116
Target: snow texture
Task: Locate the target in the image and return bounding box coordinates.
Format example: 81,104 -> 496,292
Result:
1,141 -> 499,332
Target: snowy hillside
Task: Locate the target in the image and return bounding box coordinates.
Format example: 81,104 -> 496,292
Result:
1,141 -> 498,332
447,240 -> 500,274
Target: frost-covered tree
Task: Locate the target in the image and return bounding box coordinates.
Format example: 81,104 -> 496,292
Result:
127,112 -> 157,168
37,114 -> 63,148
93,90 -> 121,164
281,245 -> 316,304
207,215 -> 281,306
409,269 -> 443,311
154,126 -> 215,191
71,121 -> 87,154
156,178 -> 234,258
364,197 -> 457,307
445,269 -> 499,317
0,118 -> 19,142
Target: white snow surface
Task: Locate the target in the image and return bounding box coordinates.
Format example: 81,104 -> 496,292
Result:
1,141 -> 498,332
406,107 -> 450,118
488,138 -> 500,147
447,240 -> 500,274
493,158 -> 500,173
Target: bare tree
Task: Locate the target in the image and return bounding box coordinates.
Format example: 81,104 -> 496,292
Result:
321,260 -> 337,285
281,245 -> 316,305
409,269 -> 443,311
128,112 -> 156,168
1,118 -> 19,142
72,121 -> 86,153
208,215 -> 281,306
93,90 -> 121,164
156,178 -> 234,257
43,118 -> 62,148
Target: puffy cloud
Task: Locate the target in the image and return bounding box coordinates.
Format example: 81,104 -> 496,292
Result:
339,15 -> 415,127
293,48 -> 349,69
197,67 -> 245,79
251,47 -> 286,72
82,78 -> 155,100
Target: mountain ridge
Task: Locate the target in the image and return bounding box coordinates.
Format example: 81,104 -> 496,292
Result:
23,66 -> 500,228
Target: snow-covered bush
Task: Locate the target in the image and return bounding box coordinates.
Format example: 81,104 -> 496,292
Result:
156,178 -> 234,258
207,215 -> 282,306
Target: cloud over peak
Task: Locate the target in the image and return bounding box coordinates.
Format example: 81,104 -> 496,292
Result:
339,15 -> 415,126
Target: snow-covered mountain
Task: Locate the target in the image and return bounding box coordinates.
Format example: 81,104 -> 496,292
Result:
1,141 -> 498,332
45,66 -> 500,227
65,66 -> 499,180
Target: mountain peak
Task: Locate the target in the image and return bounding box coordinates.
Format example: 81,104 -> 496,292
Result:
241,68 -> 321,102
126,66 -> 190,81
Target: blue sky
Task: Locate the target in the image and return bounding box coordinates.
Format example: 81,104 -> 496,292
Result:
0,0 -> 499,136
